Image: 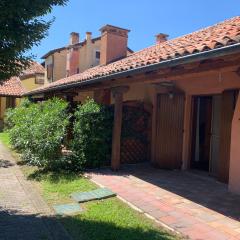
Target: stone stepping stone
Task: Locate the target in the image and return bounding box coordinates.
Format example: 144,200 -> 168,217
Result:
70,188 -> 116,203
53,203 -> 83,216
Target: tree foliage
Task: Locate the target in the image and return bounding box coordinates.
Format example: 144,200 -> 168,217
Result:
0,0 -> 68,82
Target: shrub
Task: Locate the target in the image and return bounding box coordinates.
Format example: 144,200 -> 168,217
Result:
5,98 -> 39,151
71,98 -> 114,169
5,98 -> 70,169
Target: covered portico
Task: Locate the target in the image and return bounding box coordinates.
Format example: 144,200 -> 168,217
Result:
26,16 -> 240,195
108,51 -> 240,195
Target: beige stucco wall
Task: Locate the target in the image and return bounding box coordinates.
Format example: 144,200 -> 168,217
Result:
44,40 -> 101,84
73,91 -> 94,104
44,55 -> 53,85
229,91 -> 240,195
79,39 -> 101,73
53,50 -> 67,81
44,49 -> 67,84
110,83 -> 155,105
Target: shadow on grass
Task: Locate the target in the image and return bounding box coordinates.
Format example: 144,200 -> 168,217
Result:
27,168 -> 84,184
61,216 -> 178,240
0,208 -> 179,240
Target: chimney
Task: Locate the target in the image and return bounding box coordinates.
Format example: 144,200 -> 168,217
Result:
100,25 -> 130,65
66,32 -> 80,76
70,32 -> 79,45
155,33 -> 169,44
86,32 -> 92,43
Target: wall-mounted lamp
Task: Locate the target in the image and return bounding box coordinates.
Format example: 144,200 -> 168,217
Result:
159,81 -> 174,87
169,92 -> 174,99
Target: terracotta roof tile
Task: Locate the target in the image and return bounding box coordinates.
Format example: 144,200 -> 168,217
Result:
0,61 -> 43,97
28,16 -> 240,95
21,61 -> 44,76
0,77 -> 25,97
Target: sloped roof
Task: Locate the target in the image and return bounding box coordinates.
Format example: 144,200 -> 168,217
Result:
0,61 -> 44,97
20,61 -> 44,78
28,16 -> 240,95
0,77 -> 25,97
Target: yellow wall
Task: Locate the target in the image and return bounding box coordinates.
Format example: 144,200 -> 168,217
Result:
0,96 -> 20,130
0,96 -> 21,119
0,74 -> 43,130
21,77 -> 43,91
16,98 -> 21,106
0,97 -> 6,120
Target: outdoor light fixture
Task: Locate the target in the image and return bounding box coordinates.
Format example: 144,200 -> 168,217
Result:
158,81 -> 174,87
169,92 -> 174,99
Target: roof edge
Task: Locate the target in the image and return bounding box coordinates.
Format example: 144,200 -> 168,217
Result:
26,43 -> 240,96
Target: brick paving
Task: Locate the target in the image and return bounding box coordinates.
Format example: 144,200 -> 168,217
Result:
0,142 -> 71,240
88,164 -> 240,240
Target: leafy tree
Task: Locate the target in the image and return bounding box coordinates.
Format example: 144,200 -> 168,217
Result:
0,0 -> 68,82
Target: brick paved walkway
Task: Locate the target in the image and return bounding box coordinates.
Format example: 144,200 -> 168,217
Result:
0,142 -> 71,240
89,164 -> 240,240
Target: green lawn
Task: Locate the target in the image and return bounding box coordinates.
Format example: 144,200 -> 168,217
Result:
0,132 -> 183,240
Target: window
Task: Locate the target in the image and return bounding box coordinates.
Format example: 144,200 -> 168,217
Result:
95,51 -> 100,60
47,64 -> 53,80
35,74 -> 44,84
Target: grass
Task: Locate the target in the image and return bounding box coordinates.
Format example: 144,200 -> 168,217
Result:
0,132 -> 183,240
0,131 -> 10,148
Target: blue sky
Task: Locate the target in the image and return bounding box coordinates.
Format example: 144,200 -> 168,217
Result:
31,0 -> 239,62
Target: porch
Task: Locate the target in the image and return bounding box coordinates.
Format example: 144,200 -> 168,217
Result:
88,163 -> 240,240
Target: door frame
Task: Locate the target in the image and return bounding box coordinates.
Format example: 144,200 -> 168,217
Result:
190,95 -> 213,172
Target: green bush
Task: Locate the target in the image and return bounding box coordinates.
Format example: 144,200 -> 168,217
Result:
71,98 -> 113,169
5,98 -> 70,169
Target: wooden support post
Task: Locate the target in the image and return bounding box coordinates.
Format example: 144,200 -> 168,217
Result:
150,88 -> 158,165
111,86 -> 128,171
182,94 -> 192,170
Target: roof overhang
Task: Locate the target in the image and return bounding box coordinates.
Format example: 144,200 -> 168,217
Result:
26,43 -> 240,97
0,94 -> 22,98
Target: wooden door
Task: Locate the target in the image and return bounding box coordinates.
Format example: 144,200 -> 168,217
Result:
218,90 -> 236,183
155,93 -> 185,169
